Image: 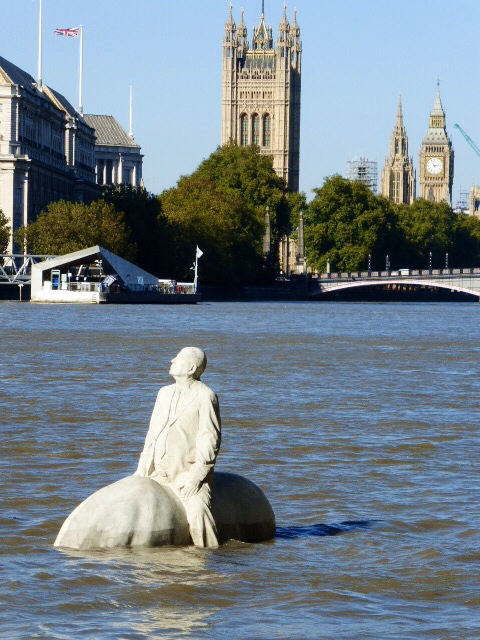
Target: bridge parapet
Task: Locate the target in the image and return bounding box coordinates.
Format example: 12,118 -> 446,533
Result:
317,267 -> 480,280
310,268 -> 480,299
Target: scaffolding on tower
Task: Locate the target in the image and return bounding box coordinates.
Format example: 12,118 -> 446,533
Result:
346,157 -> 378,194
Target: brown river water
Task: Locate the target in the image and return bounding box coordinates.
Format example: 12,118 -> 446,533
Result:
1,301 -> 479,639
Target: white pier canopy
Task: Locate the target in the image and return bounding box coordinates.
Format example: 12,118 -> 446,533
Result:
30,246 -> 199,304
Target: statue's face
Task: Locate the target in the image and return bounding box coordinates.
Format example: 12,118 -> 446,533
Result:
169,349 -> 195,378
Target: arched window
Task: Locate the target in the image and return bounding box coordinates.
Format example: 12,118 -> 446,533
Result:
240,114 -> 248,146
263,114 -> 271,148
252,114 -> 260,146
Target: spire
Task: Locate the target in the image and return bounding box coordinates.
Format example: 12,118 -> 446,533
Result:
224,3 -> 237,55
279,3 -> 289,30
396,95 -> 403,126
292,6 -> 299,29
277,2 -> 290,45
253,13 -> 273,50
389,95 -> 408,158
381,96 -> 415,204
289,6 -> 301,47
431,81 -> 445,117
428,82 -> 446,130
225,3 -> 235,30
237,8 -> 248,52
392,95 -> 406,138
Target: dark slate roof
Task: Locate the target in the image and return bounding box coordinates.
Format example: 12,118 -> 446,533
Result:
0,55 -> 39,96
83,114 -> 139,147
0,55 -> 85,122
44,85 -> 79,120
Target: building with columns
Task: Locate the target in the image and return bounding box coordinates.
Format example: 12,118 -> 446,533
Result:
418,85 -> 454,204
221,4 -> 301,191
0,55 -> 98,252
381,97 -> 415,204
83,115 -> 143,188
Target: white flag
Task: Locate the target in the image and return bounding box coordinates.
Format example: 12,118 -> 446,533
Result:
196,246 -> 204,259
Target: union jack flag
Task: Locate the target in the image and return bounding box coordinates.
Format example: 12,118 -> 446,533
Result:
54,27 -> 79,37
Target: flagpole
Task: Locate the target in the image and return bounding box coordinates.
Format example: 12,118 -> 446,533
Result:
78,25 -> 83,115
194,250 -> 199,293
193,246 -> 203,293
37,0 -> 43,89
129,85 -> 133,138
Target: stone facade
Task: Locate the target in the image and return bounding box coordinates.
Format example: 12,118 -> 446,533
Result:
418,86 -> 454,204
83,115 -> 143,188
0,56 -> 98,251
221,5 -> 301,191
381,97 -> 415,204
469,185 -> 480,218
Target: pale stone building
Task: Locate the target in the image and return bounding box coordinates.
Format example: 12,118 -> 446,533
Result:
418,85 -> 454,204
468,185 -> 480,218
0,56 -> 98,252
83,115 -> 143,188
381,97 -> 415,204
221,5 -> 301,191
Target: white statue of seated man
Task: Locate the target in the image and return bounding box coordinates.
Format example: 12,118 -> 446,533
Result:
135,347 -> 221,548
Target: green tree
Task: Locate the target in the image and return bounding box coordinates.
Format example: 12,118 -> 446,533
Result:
15,200 -> 134,258
102,185 -> 169,275
159,143 -> 291,285
396,199 -> 457,268
286,191 -> 308,231
452,213 -> 480,267
305,175 -> 400,272
160,173 -> 263,285
196,142 -> 290,242
0,209 -> 10,253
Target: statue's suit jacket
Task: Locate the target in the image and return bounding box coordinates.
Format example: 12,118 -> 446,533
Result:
136,380 -> 221,486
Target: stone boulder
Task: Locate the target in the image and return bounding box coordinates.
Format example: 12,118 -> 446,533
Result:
54,471 -> 275,550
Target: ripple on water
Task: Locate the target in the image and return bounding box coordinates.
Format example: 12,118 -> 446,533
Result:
0,302 -> 479,639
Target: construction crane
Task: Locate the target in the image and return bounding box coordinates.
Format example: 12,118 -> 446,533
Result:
454,123 -> 480,158
454,123 -> 480,214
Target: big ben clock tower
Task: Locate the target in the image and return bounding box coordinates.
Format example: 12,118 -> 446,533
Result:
419,84 -> 454,203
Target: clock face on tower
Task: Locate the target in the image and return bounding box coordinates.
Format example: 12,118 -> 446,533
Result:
426,157 -> 443,175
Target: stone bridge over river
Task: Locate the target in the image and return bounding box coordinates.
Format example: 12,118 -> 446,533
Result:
309,268 -> 480,301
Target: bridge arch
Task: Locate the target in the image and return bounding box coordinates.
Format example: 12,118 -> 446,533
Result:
309,277 -> 480,302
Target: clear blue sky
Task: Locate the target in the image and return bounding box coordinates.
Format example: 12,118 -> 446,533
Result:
3,0 -> 480,206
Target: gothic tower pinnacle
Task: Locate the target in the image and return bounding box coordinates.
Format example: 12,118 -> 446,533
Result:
381,96 -> 415,204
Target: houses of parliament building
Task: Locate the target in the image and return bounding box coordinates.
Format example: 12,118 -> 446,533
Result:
221,5 -> 459,214
381,85 -> 455,207
222,3 -> 301,192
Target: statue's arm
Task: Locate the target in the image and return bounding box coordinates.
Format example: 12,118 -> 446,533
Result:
134,389 -> 164,476
190,392 -> 221,484
134,429 -> 153,476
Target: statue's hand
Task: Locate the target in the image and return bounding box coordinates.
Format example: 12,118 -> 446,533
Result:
179,479 -> 201,499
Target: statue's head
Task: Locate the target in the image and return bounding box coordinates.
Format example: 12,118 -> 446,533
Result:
169,347 -> 207,381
